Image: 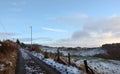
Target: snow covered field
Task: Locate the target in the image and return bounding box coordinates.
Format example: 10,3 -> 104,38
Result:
76,58 -> 120,74
80,49 -> 107,56
61,48 -> 107,57
61,48 -> 120,74
40,46 -> 107,57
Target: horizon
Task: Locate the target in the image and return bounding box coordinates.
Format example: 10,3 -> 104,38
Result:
1,0 -> 120,47
1,39 -> 118,48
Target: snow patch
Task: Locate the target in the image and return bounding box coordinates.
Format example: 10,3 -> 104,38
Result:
20,49 -> 31,59
31,51 -> 44,60
0,64 -> 5,71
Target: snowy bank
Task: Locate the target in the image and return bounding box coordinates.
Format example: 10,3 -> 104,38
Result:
31,50 -> 83,74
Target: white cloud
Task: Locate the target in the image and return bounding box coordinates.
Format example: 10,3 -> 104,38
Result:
19,37 -> 53,42
42,27 -> 67,32
46,15 -> 120,47
84,16 -> 120,33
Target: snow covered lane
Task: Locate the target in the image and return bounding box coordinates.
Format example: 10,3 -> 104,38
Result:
20,49 -> 45,74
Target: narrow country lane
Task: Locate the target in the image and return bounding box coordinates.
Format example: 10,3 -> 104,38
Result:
15,50 -> 26,74
28,53 -> 61,74
15,49 -> 61,74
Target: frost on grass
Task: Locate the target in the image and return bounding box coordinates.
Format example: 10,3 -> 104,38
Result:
76,59 -> 120,74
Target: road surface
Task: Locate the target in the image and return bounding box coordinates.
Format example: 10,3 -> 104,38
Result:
15,49 -> 61,74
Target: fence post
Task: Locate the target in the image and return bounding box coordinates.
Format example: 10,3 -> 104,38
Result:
65,68 -> 68,74
57,49 -> 60,61
84,60 -> 89,73
44,50 -> 47,58
68,53 -> 71,66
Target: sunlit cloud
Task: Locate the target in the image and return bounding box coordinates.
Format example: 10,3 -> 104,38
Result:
45,15 -> 120,47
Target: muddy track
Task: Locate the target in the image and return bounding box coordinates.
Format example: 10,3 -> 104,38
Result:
15,50 -> 26,74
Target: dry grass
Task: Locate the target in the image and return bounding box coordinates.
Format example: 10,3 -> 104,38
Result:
0,40 -> 19,74
25,44 -> 42,53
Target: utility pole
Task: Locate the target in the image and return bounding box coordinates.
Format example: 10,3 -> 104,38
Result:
30,26 -> 32,50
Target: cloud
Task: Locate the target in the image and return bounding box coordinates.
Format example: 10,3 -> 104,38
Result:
19,37 -> 53,42
46,32 -> 120,47
84,16 -> 120,33
46,15 -> 120,47
42,27 -> 67,32
72,31 -> 90,39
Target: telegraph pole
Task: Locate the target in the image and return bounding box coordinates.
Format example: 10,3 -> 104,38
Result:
30,26 -> 32,49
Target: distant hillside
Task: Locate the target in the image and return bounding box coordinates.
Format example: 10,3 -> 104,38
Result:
94,43 -> 120,60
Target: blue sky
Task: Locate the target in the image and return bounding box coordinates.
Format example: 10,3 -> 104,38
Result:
1,0 -> 120,47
